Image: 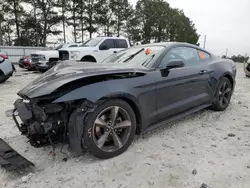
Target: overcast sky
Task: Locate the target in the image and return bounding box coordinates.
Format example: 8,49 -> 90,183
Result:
128,0 -> 250,56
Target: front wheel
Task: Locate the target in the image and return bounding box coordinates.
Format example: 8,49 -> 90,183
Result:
211,77 -> 233,111
81,99 -> 137,159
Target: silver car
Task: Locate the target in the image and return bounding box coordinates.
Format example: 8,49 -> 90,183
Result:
0,54 -> 15,83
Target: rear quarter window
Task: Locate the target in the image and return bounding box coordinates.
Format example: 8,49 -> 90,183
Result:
69,45 -> 78,48
198,50 -> 211,61
115,39 -> 128,48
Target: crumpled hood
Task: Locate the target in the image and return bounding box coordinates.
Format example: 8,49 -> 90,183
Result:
18,61 -> 148,99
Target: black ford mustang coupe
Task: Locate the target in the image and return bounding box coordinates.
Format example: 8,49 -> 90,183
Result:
3,42 -> 237,166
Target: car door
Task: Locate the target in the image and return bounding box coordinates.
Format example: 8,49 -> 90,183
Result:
96,39 -> 116,62
155,46 -> 212,122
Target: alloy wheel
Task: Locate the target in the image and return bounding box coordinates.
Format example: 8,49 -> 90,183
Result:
218,82 -> 232,107
92,106 -> 132,152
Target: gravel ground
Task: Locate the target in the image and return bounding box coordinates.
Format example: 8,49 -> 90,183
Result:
0,63 -> 250,188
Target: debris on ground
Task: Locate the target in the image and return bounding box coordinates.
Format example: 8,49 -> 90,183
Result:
200,183 -> 208,188
148,179 -> 154,185
21,173 -> 33,183
192,169 -> 197,175
228,133 -> 236,137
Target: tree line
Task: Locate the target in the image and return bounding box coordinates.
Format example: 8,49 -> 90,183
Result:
224,54 -> 249,63
0,0 -> 200,47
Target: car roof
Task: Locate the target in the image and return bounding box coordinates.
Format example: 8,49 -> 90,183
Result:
95,36 -> 128,40
133,42 -> 212,54
136,42 -> 197,48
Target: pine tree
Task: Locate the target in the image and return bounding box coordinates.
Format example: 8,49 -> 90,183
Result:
1,0 -> 26,44
84,0 -> 98,38
35,0 -> 62,46
95,0 -> 116,36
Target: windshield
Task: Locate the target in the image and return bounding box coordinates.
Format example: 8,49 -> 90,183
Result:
100,46 -> 165,68
80,38 -> 103,47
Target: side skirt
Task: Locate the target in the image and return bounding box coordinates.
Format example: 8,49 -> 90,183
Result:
143,104 -> 211,133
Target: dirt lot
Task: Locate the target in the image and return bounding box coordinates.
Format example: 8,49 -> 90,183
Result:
0,63 -> 249,188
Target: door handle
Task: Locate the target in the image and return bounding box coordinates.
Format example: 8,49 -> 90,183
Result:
113,51 -> 117,53
199,70 -> 207,75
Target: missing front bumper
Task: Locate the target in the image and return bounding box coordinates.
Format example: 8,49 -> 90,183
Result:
0,138 -> 34,170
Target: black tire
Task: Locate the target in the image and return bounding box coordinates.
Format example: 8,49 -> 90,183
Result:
81,56 -> 96,62
246,74 -> 250,78
81,99 -> 136,159
0,70 -> 9,83
0,76 -> 10,83
246,64 -> 250,72
211,77 -> 233,111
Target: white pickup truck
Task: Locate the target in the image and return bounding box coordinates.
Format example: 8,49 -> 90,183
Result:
58,37 -> 131,63
30,43 -> 82,71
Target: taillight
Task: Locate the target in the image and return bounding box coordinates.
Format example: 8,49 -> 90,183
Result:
0,54 -> 7,59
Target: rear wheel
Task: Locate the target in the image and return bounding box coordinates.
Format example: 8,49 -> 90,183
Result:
81,56 -> 96,62
211,77 -> 233,111
81,99 -> 136,159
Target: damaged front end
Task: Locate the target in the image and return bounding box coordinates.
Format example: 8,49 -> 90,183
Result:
13,98 -> 67,148
12,96 -> 95,154
0,97 -> 73,169
0,61 -> 148,169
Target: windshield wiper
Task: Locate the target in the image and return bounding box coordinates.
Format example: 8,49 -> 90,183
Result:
123,48 -> 145,63
142,54 -> 155,67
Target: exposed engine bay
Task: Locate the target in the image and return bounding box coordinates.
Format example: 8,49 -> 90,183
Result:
13,99 -> 67,148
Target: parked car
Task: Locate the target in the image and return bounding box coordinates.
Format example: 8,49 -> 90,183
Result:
0,54 -> 15,83
1,42 -> 237,168
59,37 -> 131,63
30,43 -> 82,72
243,59 -> 250,77
18,56 -> 35,70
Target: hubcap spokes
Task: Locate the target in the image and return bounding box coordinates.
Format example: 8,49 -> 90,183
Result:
93,106 -> 132,152
219,82 -> 232,106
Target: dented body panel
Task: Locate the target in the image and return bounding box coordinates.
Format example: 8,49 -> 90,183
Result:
18,61 -> 148,99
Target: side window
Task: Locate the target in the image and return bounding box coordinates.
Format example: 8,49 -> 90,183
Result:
99,39 -> 115,49
159,47 -> 201,68
115,39 -> 128,48
69,45 -> 78,48
198,50 -> 211,61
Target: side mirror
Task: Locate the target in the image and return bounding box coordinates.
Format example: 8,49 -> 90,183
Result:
166,60 -> 184,70
99,45 -> 109,50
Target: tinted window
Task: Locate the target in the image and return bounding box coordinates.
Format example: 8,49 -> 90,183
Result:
99,39 -> 115,49
115,39 -> 128,48
69,45 -> 78,48
198,50 -> 211,61
159,47 -> 201,68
